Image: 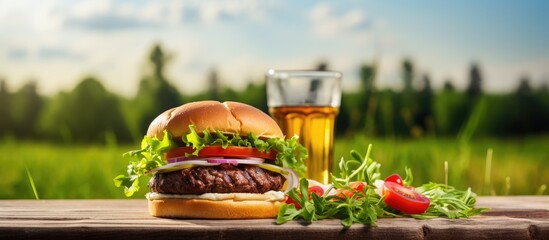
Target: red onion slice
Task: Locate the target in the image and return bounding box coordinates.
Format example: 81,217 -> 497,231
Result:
206,158 -> 264,165
283,168 -> 299,193
167,156 -> 216,164
148,160 -> 220,174
168,156 -> 266,164
206,158 -> 238,165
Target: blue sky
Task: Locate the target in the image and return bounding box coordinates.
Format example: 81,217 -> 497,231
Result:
1,0 -> 548,96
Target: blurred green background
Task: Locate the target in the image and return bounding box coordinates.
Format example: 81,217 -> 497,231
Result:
1,45 -> 547,198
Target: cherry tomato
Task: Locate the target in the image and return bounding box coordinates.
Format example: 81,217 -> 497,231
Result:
285,196 -> 301,209
285,186 -> 325,209
385,174 -> 404,186
308,185 -> 324,198
336,181 -> 367,199
166,146 -> 276,160
350,181 -> 367,191
382,181 -> 430,214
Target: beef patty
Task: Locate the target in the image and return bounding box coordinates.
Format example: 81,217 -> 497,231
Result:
148,164 -> 284,195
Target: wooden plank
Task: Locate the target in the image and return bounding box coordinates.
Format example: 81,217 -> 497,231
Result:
0,197 -> 548,240
476,196 -> 549,210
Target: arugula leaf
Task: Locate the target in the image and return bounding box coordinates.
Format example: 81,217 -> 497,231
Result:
115,125 -> 308,196
276,204 -> 302,224
276,179 -> 315,224
278,145 -> 386,228
414,182 -> 489,219
331,144 -> 380,188
402,167 -> 414,187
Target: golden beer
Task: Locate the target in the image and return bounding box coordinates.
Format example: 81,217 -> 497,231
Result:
270,106 -> 339,184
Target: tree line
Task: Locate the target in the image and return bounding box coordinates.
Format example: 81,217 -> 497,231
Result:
0,44 -> 548,144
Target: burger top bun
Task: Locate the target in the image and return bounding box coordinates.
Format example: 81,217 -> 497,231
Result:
146,101 -> 284,139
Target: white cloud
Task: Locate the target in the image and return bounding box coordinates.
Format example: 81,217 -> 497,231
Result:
70,0 -> 111,19
309,3 -> 369,37
48,0 -> 270,30
196,0 -> 268,23
0,0 -> 271,32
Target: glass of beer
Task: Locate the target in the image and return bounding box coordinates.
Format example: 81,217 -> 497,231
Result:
266,69 -> 342,184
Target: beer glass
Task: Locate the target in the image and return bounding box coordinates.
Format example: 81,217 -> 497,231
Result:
266,69 -> 342,184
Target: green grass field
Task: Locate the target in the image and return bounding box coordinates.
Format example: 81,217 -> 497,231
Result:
334,136 -> 548,196
1,136 -> 547,199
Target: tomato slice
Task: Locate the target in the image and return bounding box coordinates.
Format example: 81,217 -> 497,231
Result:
385,174 -> 404,186
166,146 -> 277,160
383,181 -> 430,214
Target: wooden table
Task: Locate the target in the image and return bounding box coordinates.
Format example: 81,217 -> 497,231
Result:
0,197 -> 548,240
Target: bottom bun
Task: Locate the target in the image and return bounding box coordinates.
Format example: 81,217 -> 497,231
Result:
148,198 -> 283,219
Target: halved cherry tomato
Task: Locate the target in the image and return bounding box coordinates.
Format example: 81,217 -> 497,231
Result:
166,146 -> 276,160
382,181 -> 430,214
285,186 -> 325,209
308,185 -> 324,198
336,181 -> 367,199
385,174 -> 404,186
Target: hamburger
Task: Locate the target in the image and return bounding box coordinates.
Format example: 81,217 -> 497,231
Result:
114,101 -> 306,219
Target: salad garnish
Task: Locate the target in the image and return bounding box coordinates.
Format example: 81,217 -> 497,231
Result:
277,144 -> 488,228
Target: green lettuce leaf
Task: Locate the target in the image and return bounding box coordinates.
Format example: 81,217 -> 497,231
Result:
113,130 -> 174,197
